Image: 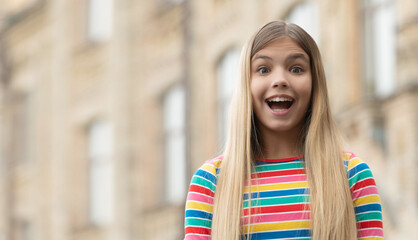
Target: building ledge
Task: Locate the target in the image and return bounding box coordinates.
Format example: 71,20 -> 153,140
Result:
0,0 -> 47,34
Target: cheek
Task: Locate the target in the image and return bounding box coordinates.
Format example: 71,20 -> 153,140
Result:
299,77 -> 312,97
294,77 -> 312,109
250,80 -> 258,101
303,83 -> 313,108
250,78 -> 265,99
304,83 -> 312,100
250,80 -> 264,115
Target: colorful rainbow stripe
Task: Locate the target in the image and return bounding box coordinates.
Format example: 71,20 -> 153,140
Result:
184,153 -> 383,239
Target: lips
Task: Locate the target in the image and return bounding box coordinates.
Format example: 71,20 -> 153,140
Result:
265,95 -> 294,113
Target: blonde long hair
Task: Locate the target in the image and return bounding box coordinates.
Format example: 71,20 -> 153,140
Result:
212,21 -> 357,239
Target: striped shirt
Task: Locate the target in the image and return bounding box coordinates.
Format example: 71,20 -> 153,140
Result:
184,152 -> 383,239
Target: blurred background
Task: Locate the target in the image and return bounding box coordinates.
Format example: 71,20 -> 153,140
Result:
0,0 -> 417,239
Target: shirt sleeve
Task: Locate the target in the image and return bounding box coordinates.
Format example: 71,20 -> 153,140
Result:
346,153 -> 384,240
184,159 -> 220,240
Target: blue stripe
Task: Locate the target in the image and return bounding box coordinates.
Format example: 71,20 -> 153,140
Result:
185,210 -> 213,220
243,188 -> 308,200
244,229 -> 311,239
347,162 -> 369,179
344,160 -> 349,172
355,203 -> 382,214
195,169 -> 217,184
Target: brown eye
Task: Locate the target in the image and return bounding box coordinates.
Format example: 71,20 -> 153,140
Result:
257,67 -> 270,74
290,66 -> 303,74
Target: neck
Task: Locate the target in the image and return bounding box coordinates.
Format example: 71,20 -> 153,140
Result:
258,126 -> 303,159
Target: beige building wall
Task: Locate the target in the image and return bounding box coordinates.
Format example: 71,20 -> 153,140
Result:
0,0 -> 416,239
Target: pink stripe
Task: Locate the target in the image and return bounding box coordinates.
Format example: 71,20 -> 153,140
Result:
357,228 -> 384,238
187,192 -> 214,205
352,186 -> 379,199
249,174 -> 307,185
185,234 -> 210,240
242,211 -> 310,225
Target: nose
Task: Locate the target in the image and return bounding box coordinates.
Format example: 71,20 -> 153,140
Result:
271,70 -> 289,88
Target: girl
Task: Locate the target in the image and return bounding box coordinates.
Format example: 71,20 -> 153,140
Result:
184,20 -> 383,240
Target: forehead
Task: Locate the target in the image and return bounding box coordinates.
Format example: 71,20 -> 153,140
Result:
252,37 -> 309,61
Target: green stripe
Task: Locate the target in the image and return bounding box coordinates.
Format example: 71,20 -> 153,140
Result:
243,195 -> 309,208
185,218 -> 212,228
349,169 -> 373,187
356,211 -> 382,221
253,162 -> 303,173
191,175 -> 216,191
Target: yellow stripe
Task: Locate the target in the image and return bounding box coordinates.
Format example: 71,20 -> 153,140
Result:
244,181 -> 308,192
186,201 -> 213,212
201,163 -> 217,175
212,158 -> 222,168
342,152 -> 352,161
200,158 -> 222,174
347,157 -> 363,170
243,220 -> 310,233
355,195 -> 381,206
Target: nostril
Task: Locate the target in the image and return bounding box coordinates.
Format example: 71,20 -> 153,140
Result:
272,79 -> 289,88
273,82 -> 288,88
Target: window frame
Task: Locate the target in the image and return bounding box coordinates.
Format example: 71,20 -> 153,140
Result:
216,48 -> 240,148
87,0 -> 114,43
361,0 -> 397,98
87,119 -> 114,226
162,84 -> 187,205
285,0 -> 320,44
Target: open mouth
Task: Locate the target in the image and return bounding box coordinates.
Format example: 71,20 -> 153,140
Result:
266,97 -> 294,112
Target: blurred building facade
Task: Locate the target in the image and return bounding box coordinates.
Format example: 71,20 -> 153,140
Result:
0,0 -> 416,239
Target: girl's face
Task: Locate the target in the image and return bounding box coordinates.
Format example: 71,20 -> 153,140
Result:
250,37 -> 312,135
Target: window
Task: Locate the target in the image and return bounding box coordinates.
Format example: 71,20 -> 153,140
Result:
87,0 -> 114,42
286,0 -> 320,44
362,0 -> 396,98
16,220 -> 32,240
217,48 -> 240,147
87,120 -> 114,225
163,84 -> 187,204
10,91 -> 31,163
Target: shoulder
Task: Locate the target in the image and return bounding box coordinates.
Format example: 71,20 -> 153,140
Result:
192,155 -> 223,183
343,152 -> 371,173
203,155 -> 223,170
343,152 -> 377,189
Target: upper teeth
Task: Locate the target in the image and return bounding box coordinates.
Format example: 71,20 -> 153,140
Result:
267,97 -> 292,102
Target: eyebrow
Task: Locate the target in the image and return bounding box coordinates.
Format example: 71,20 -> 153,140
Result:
252,53 -> 309,64
252,54 -> 273,61
286,53 -> 309,64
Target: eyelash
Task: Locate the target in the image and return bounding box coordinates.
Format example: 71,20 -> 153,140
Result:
256,66 -> 304,75
257,66 -> 270,74
290,66 -> 304,74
